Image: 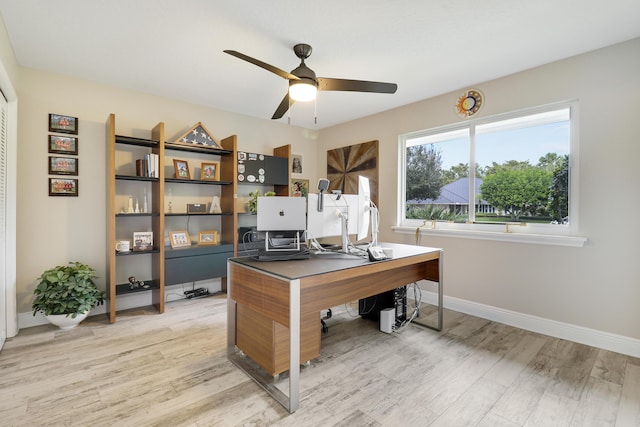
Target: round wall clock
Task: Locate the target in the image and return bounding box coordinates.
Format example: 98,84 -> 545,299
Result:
456,89 -> 483,118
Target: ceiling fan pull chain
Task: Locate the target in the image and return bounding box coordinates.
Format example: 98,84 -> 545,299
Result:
314,98 -> 317,125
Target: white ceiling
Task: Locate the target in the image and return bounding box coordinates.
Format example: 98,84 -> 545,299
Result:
1,1 -> 639,129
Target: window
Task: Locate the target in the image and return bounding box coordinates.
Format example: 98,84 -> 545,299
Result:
398,104 -> 580,243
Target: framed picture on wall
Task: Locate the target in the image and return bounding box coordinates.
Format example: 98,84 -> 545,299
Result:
48,114 -> 78,134
48,156 -> 78,175
49,178 -> 78,196
291,179 -> 309,198
48,135 -> 78,155
292,154 -> 303,175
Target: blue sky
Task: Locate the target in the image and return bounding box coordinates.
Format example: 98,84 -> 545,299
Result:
432,121 -> 570,170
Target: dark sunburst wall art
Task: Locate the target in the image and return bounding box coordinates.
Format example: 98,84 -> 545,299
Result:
327,140 -> 379,206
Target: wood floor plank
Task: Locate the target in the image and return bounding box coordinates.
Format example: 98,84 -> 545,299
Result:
0,295 -> 637,426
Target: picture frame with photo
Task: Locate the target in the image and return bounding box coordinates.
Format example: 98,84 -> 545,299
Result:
49,178 -> 78,196
197,230 -> 219,246
132,231 -> 154,251
48,135 -> 78,155
49,114 -> 78,134
169,230 -> 191,248
291,178 -> 309,198
172,159 -> 190,179
292,153 -> 303,175
49,156 -> 78,176
200,161 -> 220,181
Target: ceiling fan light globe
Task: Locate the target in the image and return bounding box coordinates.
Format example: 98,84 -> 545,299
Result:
289,82 -> 317,102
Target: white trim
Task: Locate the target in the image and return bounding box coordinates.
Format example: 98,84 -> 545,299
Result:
415,290 -> 640,358
394,225 -> 587,247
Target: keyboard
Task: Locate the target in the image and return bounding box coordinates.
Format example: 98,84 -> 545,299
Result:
254,250 -> 310,261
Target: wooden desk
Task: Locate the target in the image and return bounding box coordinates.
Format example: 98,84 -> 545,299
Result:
227,243 -> 443,413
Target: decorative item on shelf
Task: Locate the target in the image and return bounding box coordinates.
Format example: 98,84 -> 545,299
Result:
127,195 -> 134,213
187,203 -> 208,214
32,261 -> 105,330
172,159 -> 190,179
133,231 -> 153,251
128,276 -> 150,290
198,230 -> 220,246
247,189 -> 276,214
200,161 -> 220,181
209,195 -> 222,214
172,122 -> 221,149
48,156 -> 78,176
169,230 -> 192,249
48,178 -> 78,197
48,113 -> 78,135
115,240 -> 130,253
48,135 -> 78,155
143,188 -> 148,213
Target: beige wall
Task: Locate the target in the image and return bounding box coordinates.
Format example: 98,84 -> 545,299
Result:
316,38 -> 640,340
15,67 -> 318,313
4,14 -> 639,344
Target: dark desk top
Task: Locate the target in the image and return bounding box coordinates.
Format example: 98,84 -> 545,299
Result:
229,242 -> 441,280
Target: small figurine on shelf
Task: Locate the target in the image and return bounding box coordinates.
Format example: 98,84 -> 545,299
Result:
127,196 -> 134,213
143,188 -> 148,213
128,276 -> 150,290
135,198 -> 140,213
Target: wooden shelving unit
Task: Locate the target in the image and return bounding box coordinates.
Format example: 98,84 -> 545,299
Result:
107,114 -> 291,320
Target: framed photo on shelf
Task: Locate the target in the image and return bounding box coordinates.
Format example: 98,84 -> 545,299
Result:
200,162 -> 220,181
291,178 -> 309,198
132,231 -> 154,251
169,230 -> 191,248
172,159 -> 190,179
49,156 -> 78,176
48,135 -> 78,155
48,113 -> 78,134
49,178 -> 78,196
197,230 -> 219,246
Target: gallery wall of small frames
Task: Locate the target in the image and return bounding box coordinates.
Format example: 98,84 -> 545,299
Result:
47,114 -> 79,196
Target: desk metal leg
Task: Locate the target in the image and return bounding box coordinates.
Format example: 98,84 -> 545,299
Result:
226,265 -> 301,414
413,252 -> 444,332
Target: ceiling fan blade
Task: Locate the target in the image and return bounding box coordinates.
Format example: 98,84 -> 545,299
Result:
318,77 -> 397,94
272,93 -> 294,119
223,50 -> 300,81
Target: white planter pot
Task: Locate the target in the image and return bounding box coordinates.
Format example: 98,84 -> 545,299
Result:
45,311 -> 89,330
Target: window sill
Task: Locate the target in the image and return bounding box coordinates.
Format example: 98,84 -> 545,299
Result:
393,225 -> 587,247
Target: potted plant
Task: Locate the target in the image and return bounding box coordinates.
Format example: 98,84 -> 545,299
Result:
247,189 -> 276,214
32,261 -> 106,330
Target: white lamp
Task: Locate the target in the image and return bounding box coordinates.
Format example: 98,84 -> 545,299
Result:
289,80 -> 318,102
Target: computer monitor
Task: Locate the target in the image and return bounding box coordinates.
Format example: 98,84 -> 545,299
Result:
307,193 -> 363,250
357,176 -> 371,242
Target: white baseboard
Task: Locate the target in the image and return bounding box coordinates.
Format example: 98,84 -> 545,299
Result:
19,280 -> 222,330
416,290 -> 640,358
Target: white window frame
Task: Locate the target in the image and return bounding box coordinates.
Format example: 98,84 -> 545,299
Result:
394,101 -> 586,247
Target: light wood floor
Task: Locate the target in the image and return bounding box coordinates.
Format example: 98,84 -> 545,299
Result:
1,295 -> 639,426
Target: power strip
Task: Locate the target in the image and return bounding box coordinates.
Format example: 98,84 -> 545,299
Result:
184,288 -> 210,299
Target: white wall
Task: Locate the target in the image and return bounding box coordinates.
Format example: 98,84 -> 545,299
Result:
316,38 -> 640,342
14,67 -> 318,315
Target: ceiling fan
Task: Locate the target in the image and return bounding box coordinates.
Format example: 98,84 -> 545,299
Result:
223,43 -> 398,120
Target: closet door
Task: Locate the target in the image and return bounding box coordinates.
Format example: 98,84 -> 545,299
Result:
0,91 -> 7,349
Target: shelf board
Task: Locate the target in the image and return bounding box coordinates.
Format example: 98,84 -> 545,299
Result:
165,178 -> 233,185
115,135 -> 159,147
115,174 -> 159,182
115,279 -> 160,295
164,212 -> 233,217
115,248 -> 160,255
115,212 -> 160,217
165,142 -> 233,156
